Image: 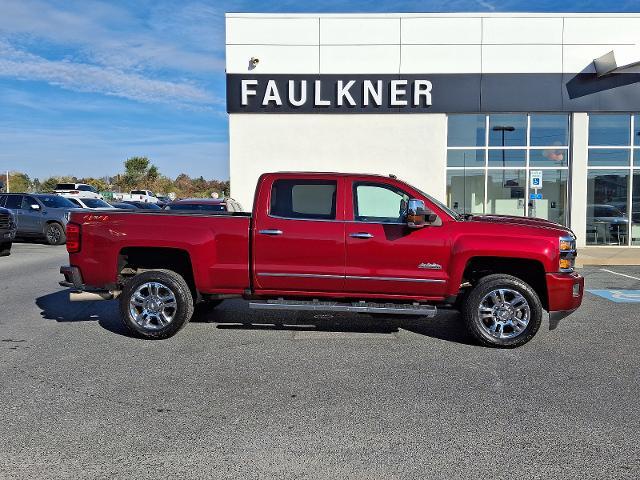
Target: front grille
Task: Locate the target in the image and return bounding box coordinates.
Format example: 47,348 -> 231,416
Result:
0,213 -> 11,229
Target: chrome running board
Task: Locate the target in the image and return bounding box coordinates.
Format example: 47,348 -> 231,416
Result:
249,299 -> 437,317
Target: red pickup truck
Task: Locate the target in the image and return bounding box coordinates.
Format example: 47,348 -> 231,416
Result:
60,172 -> 583,348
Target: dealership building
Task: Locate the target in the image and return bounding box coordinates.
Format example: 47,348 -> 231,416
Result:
226,13 -> 640,249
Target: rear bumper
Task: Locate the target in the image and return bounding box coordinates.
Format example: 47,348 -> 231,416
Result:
60,265 -> 116,301
546,272 -> 584,312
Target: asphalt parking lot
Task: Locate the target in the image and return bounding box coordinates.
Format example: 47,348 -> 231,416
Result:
1,243 -> 639,479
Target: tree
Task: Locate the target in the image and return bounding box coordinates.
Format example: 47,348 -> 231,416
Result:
78,177 -> 109,192
7,171 -> 31,193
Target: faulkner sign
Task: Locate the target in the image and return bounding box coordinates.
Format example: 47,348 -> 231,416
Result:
226,74 -> 480,113
227,73 -> 640,113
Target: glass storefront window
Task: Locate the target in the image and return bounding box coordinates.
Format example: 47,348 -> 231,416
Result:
446,170 -> 485,215
446,113 -> 569,226
487,170 -> 526,216
488,149 -> 526,168
530,114 -> 569,146
634,115 -> 640,146
588,149 -> 630,167
589,114 -> 630,146
446,149 -> 485,168
586,170 -> 629,245
529,170 -> 568,225
634,149 -> 640,167
530,148 -> 568,167
633,173 -> 640,245
489,114 -> 527,147
447,115 -> 485,147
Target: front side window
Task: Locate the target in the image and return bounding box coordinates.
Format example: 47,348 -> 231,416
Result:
21,196 -> 37,209
353,183 -> 409,223
270,179 -> 337,220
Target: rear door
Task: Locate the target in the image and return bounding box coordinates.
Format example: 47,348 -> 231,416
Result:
253,175 -> 346,293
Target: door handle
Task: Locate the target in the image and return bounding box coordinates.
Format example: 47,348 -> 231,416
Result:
259,229 -> 283,236
349,232 -> 374,239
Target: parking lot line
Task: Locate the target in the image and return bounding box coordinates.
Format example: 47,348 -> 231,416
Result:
599,268 -> 640,281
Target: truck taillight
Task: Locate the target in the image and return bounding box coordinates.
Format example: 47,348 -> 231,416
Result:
66,223 -> 81,253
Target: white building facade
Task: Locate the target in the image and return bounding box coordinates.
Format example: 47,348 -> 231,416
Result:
226,13 -> 640,248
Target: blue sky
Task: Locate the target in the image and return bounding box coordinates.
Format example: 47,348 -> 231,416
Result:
1,1 -> 640,181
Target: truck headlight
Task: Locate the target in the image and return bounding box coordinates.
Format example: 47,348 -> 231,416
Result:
559,236 -> 576,272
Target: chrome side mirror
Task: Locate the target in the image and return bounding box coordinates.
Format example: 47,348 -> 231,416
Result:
406,199 -> 435,228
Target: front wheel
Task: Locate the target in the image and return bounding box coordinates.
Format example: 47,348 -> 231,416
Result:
119,269 -> 194,339
462,274 -> 543,348
45,223 -> 66,245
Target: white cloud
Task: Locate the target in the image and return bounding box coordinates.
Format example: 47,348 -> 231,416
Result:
0,41 -> 220,107
0,0 -> 224,74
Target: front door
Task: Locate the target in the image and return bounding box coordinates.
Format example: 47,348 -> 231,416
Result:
344,181 -> 450,298
19,195 -> 42,234
253,176 -> 346,293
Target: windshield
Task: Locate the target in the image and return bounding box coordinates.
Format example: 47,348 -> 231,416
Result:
82,199 -> 112,208
166,203 -> 226,212
39,195 -> 76,208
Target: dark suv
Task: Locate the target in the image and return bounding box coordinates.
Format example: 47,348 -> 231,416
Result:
0,193 -> 75,245
0,206 -> 17,256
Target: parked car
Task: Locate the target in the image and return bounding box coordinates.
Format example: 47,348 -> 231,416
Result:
110,202 -> 138,210
54,183 -> 102,200
114,190 -> 159,203
0,206 -> 17,256
60,172 -> 584,348
65,197 -> 116,209
119,201 -> 162,210
0,193 -> 75,245
164,198 -> 243,212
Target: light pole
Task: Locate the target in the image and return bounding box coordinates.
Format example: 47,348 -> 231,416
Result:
491,125 -> 515,215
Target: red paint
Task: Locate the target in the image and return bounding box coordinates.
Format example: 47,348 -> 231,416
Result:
65,172 -> 583,312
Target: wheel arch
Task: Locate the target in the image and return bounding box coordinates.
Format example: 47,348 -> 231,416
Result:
461,256 -> 549,311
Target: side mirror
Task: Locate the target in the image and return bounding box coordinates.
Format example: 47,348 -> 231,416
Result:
406,199 -> 437,228
30,204 -> 41,211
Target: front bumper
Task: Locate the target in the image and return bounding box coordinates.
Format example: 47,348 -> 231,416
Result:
546,272 -> 584,312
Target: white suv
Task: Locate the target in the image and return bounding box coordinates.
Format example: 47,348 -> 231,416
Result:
54,183 -> 103,200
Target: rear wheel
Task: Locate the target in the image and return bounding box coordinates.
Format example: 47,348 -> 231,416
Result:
119,269 -> 194,339
0,242 -> 11,257
462,274 -> 543,348
45,223 -> 66,245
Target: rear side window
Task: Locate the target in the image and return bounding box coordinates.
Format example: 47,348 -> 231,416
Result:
4,195 -> 23,209
270,179 -> 337,220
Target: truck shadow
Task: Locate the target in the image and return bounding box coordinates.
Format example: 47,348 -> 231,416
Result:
196,299 -> 475,346
35,292 -> 474,345
35,290 -> 129,336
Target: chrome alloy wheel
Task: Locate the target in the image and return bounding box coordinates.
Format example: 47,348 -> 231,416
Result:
128,282 -> 177,331
477,288 -> 531,339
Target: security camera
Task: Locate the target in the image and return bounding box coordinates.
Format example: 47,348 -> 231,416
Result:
250,57 -> 259,66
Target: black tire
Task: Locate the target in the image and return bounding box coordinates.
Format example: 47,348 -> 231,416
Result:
462,274 -> 543,348
45,222 -> 66,245
119,269 -> 194,340
0,242 -> 11,257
